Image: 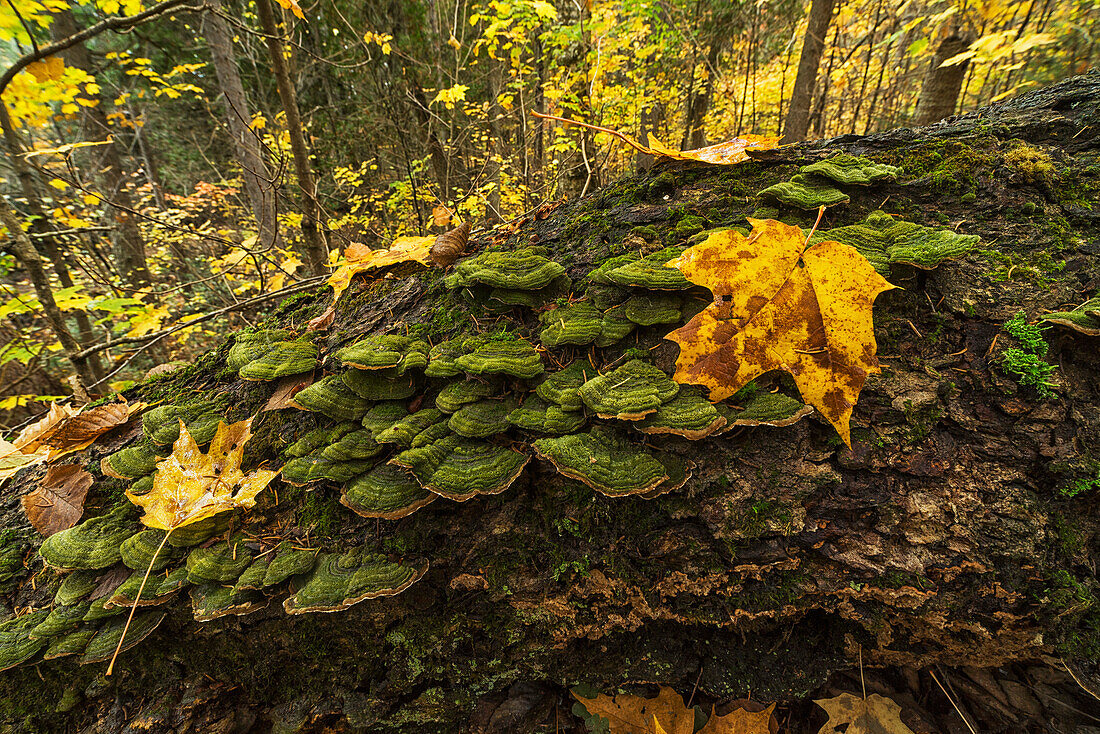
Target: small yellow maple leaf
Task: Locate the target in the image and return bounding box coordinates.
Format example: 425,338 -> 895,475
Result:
126,418 -> 277,531
665,218 -> 895,447
324,235 -> 436,309
814,693 -> 916,734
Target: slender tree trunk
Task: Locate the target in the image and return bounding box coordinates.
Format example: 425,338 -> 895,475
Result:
0,197 -> 96,388
52,10 -> 152,289
204,0 -> 283,252
781,0 -> 837,143
914,34 -> 973,125
254,0 -> 328,274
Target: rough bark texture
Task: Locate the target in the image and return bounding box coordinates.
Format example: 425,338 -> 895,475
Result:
914,35 -> 973,125
781,0 -> 836,143
1,74 -> 1099,733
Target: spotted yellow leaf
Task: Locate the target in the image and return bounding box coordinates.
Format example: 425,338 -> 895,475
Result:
664,219 -> 895,447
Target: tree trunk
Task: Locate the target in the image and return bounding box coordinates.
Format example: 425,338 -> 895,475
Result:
52,10 -> 152,290
781,0 -> 836,143
1,72 -> 1100,733
914,34 -> 973,125
254,0 -> 328,275
204,0 -> 284,252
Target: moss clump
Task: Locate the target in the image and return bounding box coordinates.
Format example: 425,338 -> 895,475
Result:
999,312 -> 1057,398
672,214 -> 706,238
1004,142 -> 1056,186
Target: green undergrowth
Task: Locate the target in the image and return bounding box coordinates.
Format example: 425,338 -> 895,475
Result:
998,311 -> 1057,398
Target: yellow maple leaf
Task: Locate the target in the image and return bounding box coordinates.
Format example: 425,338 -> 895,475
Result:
273,0 -> 305,20
664,218 -> 895,447
109,417 -> 277,674
326,235 -> 436,304
574,687 -> 774,734
126,418 -> 277,531
814,693 -> 916,734
532,111 -> 779,165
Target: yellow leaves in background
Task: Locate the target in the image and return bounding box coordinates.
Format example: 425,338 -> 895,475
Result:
273,0 -> 305,20
26,56 -> 65,83
126,418 -> 277,532
364,31 -> 393,54
432,84 -> 470,109
665,218 -> 895,447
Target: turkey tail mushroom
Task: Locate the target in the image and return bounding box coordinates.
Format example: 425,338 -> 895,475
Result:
430,221 -> 471,268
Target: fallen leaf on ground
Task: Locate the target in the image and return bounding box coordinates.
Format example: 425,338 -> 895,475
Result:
814,693 -> 916,734
0,440 -> 50,486
263,374 -> 315,411
45,400 -> 146,458
665,218 -> 895,447
22,464 -> 93,536
572,687 -> 697,734
698,703 -> 776,733
533,112 -> 779,165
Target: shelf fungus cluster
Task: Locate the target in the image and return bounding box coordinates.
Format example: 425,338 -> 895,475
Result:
757,153 -> 902,210
228,330 -> 319,381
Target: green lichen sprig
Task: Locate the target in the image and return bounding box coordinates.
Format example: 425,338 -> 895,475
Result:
999,311 -> 1057,398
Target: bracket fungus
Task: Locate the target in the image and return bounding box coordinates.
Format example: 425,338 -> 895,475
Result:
487,274 -> 571,309
535,362 -> 591,412
1042,298 -> 1100,335
454,340 -> 544,379
235,543 -> 318,592
29,602 -> 91,640
341,464 -> 436,519
226,330 -> 294,372
190,585 -> 268,622
106,567 -> 188,608
757,174 -> 850,209
448,397 -> 517,438
287,423 -> 359,459
392,435 -> 529,501
291,376 -> 373,421
338,335 -> 430,374
79,611 -> 166,664
185,537 -> 254,585
451,248 -> 566,290
43,628 -> 96,661
142,404 -> 223,447
375,408 -> 446,448
800,154 -> 901,186
39,507 -> 136,571
283,549 -> 428,615
120,529 -> 178,572
360,402 -> 411,437
634,386 -> 727,439
238,340 -> 319,381
435,379 -> 500,414
425,339 -> 469,378
0,612 -> 49,671
341,369 -> 419,401
282,455 -> 379,485
533,428 -> 669,497
55,570 -> 99,606
718,389 -> 814,429
623,293 -> 683,326
813,210 -> 979,274
598,248 -> 693,290
319,429 -> 385,463
508,395 -> 588,435
577,359 -> 680,420
100,443 -> 161,480
538,302 -> 635,348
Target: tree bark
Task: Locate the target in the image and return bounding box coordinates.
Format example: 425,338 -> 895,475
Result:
781,0 -> 836,143
914,34 -> 973,125
51,10 -> 152,289
204,0 -> 284,252
254,0 -> 328,275
1,72 -> 1099,733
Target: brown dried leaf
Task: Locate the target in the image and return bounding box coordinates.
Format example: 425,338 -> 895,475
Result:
22,464 -> 92,537
12,402 -> 76,452
698,703 -> 776,734
263,374 -> 315,411
45,401 -> 146,457
814,693 -> 916,734
430,221 -> 470,268
432,204 -> 453,228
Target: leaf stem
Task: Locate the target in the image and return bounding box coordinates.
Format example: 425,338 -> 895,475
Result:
106,528 -> 172,676
803,205 -> 827,253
